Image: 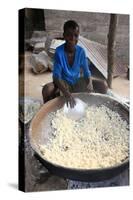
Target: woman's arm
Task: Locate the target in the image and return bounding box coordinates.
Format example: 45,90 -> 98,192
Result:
80,50 -> 94,92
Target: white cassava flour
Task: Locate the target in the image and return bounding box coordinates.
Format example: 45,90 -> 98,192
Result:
39,105 -> 129,169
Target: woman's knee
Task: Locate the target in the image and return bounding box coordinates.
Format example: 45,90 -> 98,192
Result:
93,79 -> 108,94
42,83 -> 53,93
42,82 -> 55,102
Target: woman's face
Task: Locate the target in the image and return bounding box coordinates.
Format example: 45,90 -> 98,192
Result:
63,27 -> 79,50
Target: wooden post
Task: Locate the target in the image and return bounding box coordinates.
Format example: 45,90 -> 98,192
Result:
107,14 -> 118,88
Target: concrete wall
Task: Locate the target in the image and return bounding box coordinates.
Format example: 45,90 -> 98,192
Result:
44,9 -> 129,65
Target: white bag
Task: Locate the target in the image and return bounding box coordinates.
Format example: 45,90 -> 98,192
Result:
30,51 -> 50,74
63,98 -> 87,120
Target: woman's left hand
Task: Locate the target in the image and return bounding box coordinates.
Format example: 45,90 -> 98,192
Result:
86,78 -> 94,93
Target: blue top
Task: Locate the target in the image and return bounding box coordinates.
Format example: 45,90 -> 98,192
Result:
53,43 -> 91,85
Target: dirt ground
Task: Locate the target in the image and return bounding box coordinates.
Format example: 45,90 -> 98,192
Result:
20,51 -> 129,101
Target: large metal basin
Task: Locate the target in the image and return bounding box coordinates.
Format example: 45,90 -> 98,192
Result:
29,93 -> 129,181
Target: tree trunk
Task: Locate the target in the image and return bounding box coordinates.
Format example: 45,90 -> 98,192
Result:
107,14 -> 118,88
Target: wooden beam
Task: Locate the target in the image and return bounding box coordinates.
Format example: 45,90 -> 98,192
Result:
107,14 -> 118,88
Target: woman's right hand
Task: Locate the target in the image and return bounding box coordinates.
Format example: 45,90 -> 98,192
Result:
53,78 -> 76,108
64,91 -> 76,108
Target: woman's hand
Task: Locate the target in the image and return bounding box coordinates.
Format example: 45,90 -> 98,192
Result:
53,78 -> 76,108
64,90 -> 76,108
86,77 -> 94,93
87,81 -> 94,93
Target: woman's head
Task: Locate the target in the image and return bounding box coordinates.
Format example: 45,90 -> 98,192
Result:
63,20 -> 79,49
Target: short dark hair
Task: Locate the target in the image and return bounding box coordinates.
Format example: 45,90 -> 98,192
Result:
63,20 -> 79,32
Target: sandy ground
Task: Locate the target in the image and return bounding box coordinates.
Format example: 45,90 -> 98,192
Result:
19,51 -> 129,101
112,75 -> 129,98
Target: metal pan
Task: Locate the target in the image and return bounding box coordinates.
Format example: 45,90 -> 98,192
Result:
29,93 -> 129,181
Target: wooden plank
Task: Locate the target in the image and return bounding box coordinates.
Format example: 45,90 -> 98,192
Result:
79,36 -> 127,79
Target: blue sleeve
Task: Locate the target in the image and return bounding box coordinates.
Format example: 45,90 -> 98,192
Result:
81,49 -> 91,78
53,51 -> 62,79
